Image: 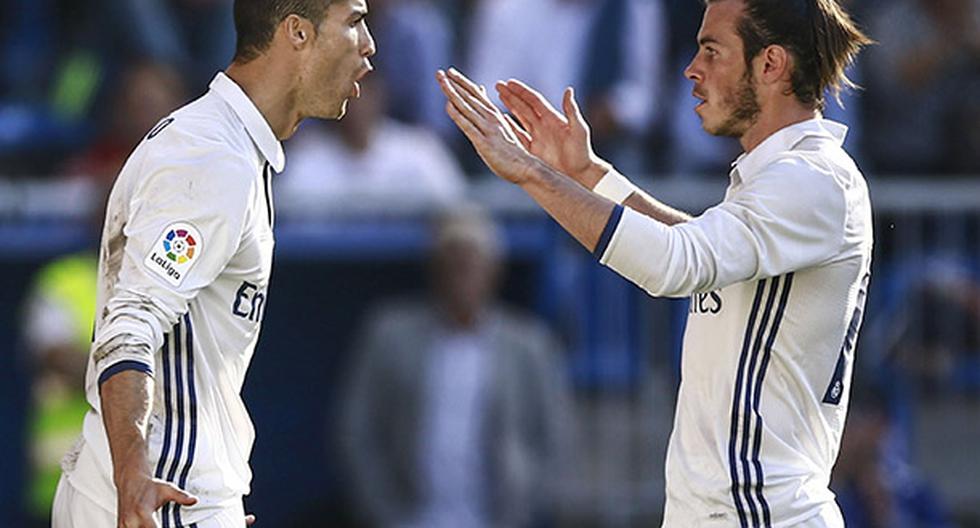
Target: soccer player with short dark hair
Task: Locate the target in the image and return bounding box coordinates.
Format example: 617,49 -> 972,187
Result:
437,0 -> 873,525
52,1 -> 375,526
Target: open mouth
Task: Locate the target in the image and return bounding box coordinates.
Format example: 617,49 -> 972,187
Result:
350,65 -> 373,99
692,89 -> 707,110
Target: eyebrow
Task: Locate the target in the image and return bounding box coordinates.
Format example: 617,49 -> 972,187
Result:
698,36 -> 721,47
348,7 -> 368,21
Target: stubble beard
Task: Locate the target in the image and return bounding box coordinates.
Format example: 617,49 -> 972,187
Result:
711,70 -> 761,138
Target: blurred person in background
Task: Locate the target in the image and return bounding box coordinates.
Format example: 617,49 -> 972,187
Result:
832,387 -> 951,528
21,253 -> 97,526
862,257 -> 980,400
437,0 -> 874,524
20,168 -> 115,525
341,207 -> 572,528
464,0 -> 667,174
51,0 -> 376,526
864,0 -> 980,175
0,0 -> 122,174
0,0 -> 231,175
62,59 -> 188,186
367,0 -> 455,139
278,73 -> 465,215
111,0 -> 237,90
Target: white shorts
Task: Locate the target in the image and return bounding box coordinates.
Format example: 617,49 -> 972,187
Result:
52,474 -> 249,528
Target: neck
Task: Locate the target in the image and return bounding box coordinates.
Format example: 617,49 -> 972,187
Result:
226,57 -> 303,140
739,103 -> 819,153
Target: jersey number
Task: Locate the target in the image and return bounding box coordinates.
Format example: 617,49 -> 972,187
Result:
147,117 -> 175,140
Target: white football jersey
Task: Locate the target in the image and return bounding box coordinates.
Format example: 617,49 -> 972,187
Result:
63,72 -> 284,526
597,119 -> 873,527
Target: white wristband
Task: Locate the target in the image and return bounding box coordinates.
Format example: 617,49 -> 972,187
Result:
592,169 -> 639,205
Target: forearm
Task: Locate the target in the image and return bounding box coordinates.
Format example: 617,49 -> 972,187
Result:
623,191 -> 692,226
582,160 -> 691,226
99,362 -> 198,522
100,368 -> 155,485
519,159 -> 616,252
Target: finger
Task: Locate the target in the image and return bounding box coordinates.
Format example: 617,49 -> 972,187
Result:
447,68 -> 502,116
445,101 -> 485,146
562,86 -> 588,136
504,114 -> 532,150
447,75 -> 499,121
446,78 -> 512,137
504,79 -> 565,122
157,482 -> 198,507
437,70 -> 488,134
497,83 -> 541,133
246,514 -> 257,525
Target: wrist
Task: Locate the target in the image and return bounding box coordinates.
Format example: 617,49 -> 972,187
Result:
113,460 -> 151,487
591,167 -> 639,205
111,440 -> 152,484
579,159 -> 613,190
517,158 -> 549,188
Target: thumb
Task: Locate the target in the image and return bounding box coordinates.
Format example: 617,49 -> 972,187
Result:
562,87 -> 588,134
156,481 -> 198,507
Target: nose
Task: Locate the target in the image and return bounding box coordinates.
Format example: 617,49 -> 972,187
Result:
361,24 -> 377,58
684,54 -> 702,83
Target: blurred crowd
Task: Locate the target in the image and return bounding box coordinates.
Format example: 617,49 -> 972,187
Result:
1,0 -> 978,198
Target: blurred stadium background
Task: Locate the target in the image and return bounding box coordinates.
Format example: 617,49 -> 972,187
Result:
1,0 -> 978,526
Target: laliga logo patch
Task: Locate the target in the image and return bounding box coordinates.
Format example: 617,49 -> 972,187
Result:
144,222 -> 202,287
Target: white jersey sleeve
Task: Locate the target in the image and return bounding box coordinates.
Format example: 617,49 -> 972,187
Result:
598,155 -> 848,297
93,137 -> 254,385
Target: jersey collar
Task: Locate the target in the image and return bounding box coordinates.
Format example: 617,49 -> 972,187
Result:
210,72 -> 286,173
730,118 -> 847,182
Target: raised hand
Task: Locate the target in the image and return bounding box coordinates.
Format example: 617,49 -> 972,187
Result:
496,79 -> 610,189
436,68 -> 541,185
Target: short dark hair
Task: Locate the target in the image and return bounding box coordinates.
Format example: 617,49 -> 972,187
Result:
233,0 -> 336,63
707,0 -> 873,111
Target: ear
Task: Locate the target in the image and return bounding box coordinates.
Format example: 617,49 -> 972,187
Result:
758,45 -> 791,86
282,14 -> 315,50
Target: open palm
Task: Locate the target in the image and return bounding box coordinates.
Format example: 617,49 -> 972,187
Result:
437,69 -> 540,185
496,80 -> 602,185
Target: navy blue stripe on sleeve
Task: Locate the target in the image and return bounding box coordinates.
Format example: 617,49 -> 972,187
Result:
593,204 -> 625,259
98,360 -> 153,387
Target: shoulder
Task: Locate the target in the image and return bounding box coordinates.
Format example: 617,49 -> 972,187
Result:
125,102 -> 258,201
380,120 -> 446,152
379,120 -> 463,175
732,149 -> 858,240
362,297 -> 436,335
769,135 -> 866,197
134,91 -> 255,170
493,306 -> 557,347
748,147 -> 854,206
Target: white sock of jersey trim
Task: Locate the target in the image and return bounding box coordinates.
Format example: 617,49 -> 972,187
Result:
592,168 -> 639,204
